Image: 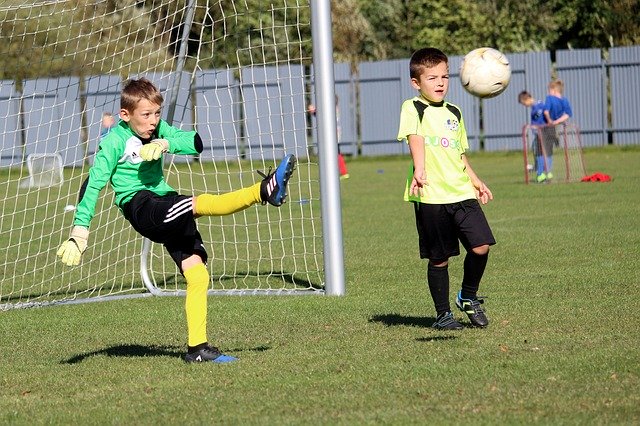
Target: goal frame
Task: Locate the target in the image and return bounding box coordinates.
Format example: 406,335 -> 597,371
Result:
137,0 -> 344,298
521,123 -> 587,184
20,153 -> 64,189
0,0 -> 345,311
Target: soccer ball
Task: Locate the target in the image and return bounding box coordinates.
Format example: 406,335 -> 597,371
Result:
460,47 -> 511,99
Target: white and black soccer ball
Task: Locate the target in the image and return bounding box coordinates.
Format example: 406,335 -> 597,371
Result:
460,47 -> 511,99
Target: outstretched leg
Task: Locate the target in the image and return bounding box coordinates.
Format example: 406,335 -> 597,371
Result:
193,154 -> 297,216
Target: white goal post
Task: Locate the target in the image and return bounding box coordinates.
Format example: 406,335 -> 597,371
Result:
0,0 -> 344,310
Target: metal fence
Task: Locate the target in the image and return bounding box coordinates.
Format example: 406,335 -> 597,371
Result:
1,46 -> 639,168
0,65 -> 309,167
336,45 -> 640,154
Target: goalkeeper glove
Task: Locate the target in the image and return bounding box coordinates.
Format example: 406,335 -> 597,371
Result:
56,226 -> 89,266
139,139 -> 169,161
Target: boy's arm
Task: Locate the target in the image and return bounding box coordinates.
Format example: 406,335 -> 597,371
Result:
407,134 -> 427,197
551,113 -> 570,126
57,141 -> 119,266
156,121 -> 203,155
462,154 -> 493,205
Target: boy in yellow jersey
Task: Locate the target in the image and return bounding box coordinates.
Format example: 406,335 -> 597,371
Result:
397,48 -> 495,330
57,78 -> 296,362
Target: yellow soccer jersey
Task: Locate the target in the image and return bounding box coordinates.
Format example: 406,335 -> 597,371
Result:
397,97 -> 476,204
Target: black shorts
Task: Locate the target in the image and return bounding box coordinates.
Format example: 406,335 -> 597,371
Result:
122,190 -> 208,269
413,199 -> 496,262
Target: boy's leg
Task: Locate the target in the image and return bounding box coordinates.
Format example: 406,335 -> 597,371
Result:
536,155 -> 545,177
427,261 -> 451,316
194,183 -> 261,216
534,135 -> 544,177
456,246 -> 490,328
183,259 -> 237,363
183,257 -> 209,348
455,200 -> 495,327
194,154 -> 297,216
460,247 -> 489,300
544,130 -> 556,175
414,202 -> 464,330
122,192 -> 235,362
428,261 -> 463,330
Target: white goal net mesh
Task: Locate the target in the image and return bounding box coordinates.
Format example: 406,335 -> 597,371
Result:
0,0 -> 323,309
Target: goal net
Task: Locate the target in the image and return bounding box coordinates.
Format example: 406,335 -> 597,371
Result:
522,123 -> 587,184
0,0 -> 326,310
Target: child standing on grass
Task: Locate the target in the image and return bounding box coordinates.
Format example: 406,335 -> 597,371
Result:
57,77 -> 296,363
540,79 -> 573,182
396,48 -> 496,330
518,90 -> 547,181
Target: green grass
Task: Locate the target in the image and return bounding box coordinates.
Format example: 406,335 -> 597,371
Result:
1,146 -> 639,424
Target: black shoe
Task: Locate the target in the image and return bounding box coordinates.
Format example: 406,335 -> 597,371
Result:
432,311 -> 463,330
184,344 -> 237,363
258,154 -> 297,206
455,291 -> 489,327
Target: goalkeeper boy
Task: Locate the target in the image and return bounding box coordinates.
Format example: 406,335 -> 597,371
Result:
57,77 -> 296,363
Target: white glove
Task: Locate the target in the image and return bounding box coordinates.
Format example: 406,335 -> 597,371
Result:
56,226 -> 89,266
139,139 -> 169,161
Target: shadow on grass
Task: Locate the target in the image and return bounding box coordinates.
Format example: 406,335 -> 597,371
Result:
161,270 -> 324,292
415,335 -> 457,342
61,343 -> 270,364
369,314 -> 460,342
369,313 -> 436,328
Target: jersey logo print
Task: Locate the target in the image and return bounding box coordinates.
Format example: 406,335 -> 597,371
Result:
444,118 -> 459,131
118,137 -> 144,164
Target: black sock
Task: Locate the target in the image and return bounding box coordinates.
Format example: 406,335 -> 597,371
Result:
461,251 -> 489,300
427,262 -> 450,316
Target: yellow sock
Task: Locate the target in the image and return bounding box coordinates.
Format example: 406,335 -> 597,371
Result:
184,263 -> 210,347
194,183 -> 261,216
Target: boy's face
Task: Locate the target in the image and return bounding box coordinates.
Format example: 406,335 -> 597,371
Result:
120,98 -> 162,139
410,61 -> 449,103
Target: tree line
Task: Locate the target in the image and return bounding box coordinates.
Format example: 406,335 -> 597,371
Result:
0,0 -> 638,80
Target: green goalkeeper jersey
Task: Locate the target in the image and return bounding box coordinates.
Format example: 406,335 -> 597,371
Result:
73,120 -> 200,228
397,97 -> 476,204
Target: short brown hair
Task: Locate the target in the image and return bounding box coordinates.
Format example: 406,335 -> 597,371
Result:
518,90 -> 532,103
121,77 -> 164,111
548,79 -> 564,94
409,48 -> 448,80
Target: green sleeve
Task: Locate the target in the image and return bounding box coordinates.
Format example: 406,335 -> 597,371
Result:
156,120 -> 201,155
73,137 -> 122,229
397,98 -> 421,142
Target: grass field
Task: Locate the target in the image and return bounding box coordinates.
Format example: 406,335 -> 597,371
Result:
1,146 -> 639,424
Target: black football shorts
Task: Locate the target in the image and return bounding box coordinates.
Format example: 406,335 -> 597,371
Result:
413,199 -> 496,262
122,190 -> 208,268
